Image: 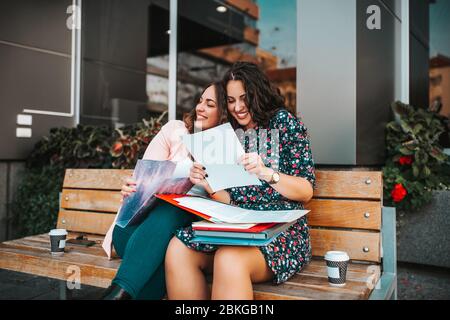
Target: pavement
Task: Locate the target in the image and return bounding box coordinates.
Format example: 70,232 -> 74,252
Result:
0,261 -> 449,300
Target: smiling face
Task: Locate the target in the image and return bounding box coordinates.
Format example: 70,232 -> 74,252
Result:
226,80 -> 256,130
194,85 -> 221,130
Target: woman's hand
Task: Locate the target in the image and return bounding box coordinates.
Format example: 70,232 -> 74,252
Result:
189,162 -> 214,194
120,177 -> 137,202
239,153 -> 273,182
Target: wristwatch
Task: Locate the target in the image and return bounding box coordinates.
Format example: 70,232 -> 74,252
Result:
268,170 -> 280,185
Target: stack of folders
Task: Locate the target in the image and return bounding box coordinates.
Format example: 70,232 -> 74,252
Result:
190,220 -> 297,246
155,194 -> 309,247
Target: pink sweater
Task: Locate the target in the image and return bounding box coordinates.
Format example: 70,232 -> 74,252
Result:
102,120 -> 189,258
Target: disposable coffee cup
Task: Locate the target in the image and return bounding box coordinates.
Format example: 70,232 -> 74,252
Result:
324,251 -> 350,287
49,229 -> 68,256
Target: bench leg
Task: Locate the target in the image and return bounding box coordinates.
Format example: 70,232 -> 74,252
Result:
59,280 -> 73,300
390,279 -> 398,300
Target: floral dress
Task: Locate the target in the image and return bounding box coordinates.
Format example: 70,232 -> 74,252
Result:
174,109 -> 316,284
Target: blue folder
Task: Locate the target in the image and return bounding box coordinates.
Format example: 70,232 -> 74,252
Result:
193,220 -> 296,240
189,232 -> 282,246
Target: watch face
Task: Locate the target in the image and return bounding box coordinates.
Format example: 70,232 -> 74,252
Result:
274,172 -> 280,182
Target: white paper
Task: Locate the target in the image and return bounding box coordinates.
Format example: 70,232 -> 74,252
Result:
182,123 -> 261,192
174,196 -> 309,224
172,158 -> 193,179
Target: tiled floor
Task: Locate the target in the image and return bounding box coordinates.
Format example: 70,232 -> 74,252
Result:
396,262 -> 450,300
0,268 -> 104,300
1,262 -> 449,300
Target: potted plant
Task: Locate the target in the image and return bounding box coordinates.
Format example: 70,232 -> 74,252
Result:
383,101 -> 450,268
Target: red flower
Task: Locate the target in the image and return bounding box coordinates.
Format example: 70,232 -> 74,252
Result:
112,142 -> 123,155
391,183 -> 407,202
398,155 -> 413,166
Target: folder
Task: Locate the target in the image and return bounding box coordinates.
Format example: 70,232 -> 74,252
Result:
189,233 -> 282,246
193,220 -> 297,240
192,220 -> 275,232
155,194 -> 217,222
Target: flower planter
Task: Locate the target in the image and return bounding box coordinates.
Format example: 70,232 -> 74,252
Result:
396,190 -> 450,269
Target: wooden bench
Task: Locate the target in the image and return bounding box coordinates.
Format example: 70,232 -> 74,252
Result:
0,168 -> 397,300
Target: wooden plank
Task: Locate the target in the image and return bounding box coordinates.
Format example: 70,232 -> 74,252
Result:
0,243 -> 118,288
310,229 -> 380,262
63,169 -> 132,190
305,199 -> 381,230
313,171 -> 382,200
57,210 -> 115,235
253,282 -> 363,300
33,232 -> 107,243
1,238 -> 118,268
4,235 -> 110,258
302,259 -> 380,284
284,273 -> 372,299
254,290 -> 306,300
61,189 -> 121,213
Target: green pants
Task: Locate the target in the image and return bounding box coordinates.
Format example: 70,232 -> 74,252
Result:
112,199 -> 194,299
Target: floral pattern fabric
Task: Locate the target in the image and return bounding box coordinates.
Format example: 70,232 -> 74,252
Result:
174,109 -> 316,284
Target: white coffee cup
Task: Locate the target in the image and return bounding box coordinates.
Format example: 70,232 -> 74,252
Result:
49,229 -> 68,256
324,251 -> 350,287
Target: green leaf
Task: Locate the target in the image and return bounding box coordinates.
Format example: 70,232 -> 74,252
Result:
413,124 -> 423,135
399,147 -> 414,155
412,165 -> 419,177
423,166 -> 431,177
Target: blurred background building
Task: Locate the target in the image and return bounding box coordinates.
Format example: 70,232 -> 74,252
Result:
1,0 -> 444,164
430,54 -> 450,118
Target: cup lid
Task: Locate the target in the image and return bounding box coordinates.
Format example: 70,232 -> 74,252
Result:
325,251 -> 349,262
49,229 -> 68,236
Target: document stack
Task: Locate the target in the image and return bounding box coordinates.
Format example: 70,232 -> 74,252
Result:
156,194 -> 309,246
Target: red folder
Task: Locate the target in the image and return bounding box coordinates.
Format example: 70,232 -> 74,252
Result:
155,194 -> 212,221
192,223 -> 277,233
156,194 -> 277,233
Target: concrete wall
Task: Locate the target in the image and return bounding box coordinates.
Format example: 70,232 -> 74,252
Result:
298,0 -> 431,166
0,0 -> 76,160
298,0 -> 357,165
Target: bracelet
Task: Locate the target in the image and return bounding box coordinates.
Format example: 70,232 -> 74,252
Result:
209,191 -> 217,197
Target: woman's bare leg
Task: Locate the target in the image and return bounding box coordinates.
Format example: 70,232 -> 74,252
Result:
211,246 -> 273,300
165,237 -> 214,300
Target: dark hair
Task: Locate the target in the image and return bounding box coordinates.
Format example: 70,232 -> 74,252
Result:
183,81 -> 228,133
223,61 -> 286,128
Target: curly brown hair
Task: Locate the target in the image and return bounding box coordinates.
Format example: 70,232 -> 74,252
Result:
223,61 -> 286,129
183,81 -> 228,133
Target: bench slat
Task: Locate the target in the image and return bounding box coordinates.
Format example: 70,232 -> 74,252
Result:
0,243 -> 118,288
306,199 -> 381,230
302,259 -> 380,283
4,236 -> 108,258
253,282 -> 364,300
57,210 -> 116,235
62,169 -> 382,201
314,171 -> 382,200
61,189 -> 121,213
284,273 -> 372,298
310,228 -> 380,262
63,169 -> 133,190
